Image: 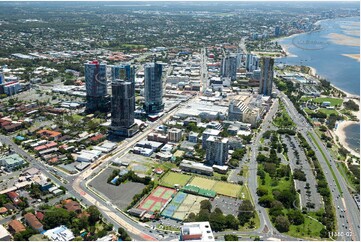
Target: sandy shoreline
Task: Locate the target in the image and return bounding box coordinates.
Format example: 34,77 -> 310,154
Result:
342,53 -> 360,62
334,121 -> 360,158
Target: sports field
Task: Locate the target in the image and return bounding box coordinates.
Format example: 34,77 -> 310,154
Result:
188,176 -> 242,198
189,176 -> 216,190
160,171 -> 192,187
213,182 -> 241,197
137,186 -> 176,212
162,192 -> 204,221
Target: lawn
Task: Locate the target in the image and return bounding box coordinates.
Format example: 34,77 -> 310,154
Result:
71,114 -> 83,122
189,176 -> 217,190
213,182 -> 242,198
313,97 -> 343,106
286,216 -> 324,240
160,172 -> 192,187
303,108 -> 314,114
258,164 -> 293,197
273,104 -> 295,128
318,108 -> 338,116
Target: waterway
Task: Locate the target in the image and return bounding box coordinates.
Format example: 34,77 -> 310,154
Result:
344,123 -> 360,154
276,16 -> 360,96
276,16 -> 360,153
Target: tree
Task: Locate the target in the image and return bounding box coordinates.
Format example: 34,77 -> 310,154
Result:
225,214 -> 239,230
13,228 -> 36,241
256,187 -> 268,196
200,200 -> 212,212
118,227 -> 131,241
275,215 -> 290,232
258,195 -> 274,208
287,210 -> 304,225
224,234 -> 238,241
209,211 -> 226,232
44,208 -> 71,229
238,200 -> 255,226
87,206 -> 101,225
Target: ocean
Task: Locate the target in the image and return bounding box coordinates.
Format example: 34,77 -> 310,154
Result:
276,16 -> 360,96
344,123 -> 360,154
277,16 -> 360,153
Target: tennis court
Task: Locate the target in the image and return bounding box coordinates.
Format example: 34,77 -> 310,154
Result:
161,192 -> 187,218
161,192 -> 204,221
137,186 -> 176,212
162,190 -> 174,200
189,176 -> 217,190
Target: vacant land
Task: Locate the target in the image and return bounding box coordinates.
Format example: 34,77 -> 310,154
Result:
160,172 -> 192,187
89,167 -> 146,210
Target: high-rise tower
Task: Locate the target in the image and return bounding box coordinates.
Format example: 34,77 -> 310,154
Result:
109,64 -> 138,137
259,57 -> 274,96
144,62 -> 164,114
221,54 -> 237,81
85,60 -> 109,112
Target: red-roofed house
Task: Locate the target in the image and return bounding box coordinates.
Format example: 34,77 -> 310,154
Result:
63,199 -> 82,213
6,191 -> 22,206
36,129 -> 61,140
35,211 -> 44,221
89,134 -> 104,143
8,220 -> 26,234
24,213 -> 44,232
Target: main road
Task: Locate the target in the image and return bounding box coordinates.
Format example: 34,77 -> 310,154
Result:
278,90 -> 360,241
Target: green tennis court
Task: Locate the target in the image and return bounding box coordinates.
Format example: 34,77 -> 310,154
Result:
153,187 -> 165,197
162,190 -> 174,200
140,199 -> 154,210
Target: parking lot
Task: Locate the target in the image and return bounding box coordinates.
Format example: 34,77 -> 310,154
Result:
283,135 -> 323,211
210,195 -> 243,216
89,167 -> 146,210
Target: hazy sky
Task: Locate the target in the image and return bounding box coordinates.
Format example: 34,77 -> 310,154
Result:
1,0 -> 359,2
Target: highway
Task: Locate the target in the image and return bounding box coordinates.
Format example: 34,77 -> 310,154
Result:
278,91 -> 360,241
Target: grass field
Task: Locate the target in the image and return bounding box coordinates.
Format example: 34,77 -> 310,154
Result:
189,177 -> 217,190
213,182 -> 242,198
314,97 -> 343,106
300,97 -> 343,106
287,216 -> 324,239
318,108 -> 339,116
160,172 -> 192,187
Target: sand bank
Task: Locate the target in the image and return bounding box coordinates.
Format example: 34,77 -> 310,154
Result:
327,33 -> 360,47
342,54 -> 360,62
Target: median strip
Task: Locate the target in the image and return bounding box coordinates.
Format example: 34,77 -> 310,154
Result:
308,132 -> 342,196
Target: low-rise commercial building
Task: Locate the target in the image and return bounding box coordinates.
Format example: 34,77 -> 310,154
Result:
180,222 -> 215,241
0,154 -> 25,171
179,160 -> 213,176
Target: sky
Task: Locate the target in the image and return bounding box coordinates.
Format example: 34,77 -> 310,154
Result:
10,0 -> 358,1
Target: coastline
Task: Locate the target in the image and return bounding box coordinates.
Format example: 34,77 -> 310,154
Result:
333,121 -> 360,158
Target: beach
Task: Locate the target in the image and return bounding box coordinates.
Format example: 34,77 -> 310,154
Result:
334,120 -> 360,158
